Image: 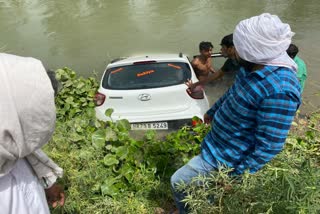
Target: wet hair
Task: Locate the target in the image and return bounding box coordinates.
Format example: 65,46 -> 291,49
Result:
286,44 -> 299,59
199,41 -> 213,51
220,34 -> 234,48
46,70 -> 59,96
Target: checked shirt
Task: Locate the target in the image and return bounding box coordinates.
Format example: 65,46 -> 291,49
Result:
202,65 -> 301,174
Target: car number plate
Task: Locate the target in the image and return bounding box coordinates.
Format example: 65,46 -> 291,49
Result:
131,122 -> 168,130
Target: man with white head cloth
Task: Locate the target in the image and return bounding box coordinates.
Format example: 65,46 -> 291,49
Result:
0,53 -> 65,213
171,13 -> 301,214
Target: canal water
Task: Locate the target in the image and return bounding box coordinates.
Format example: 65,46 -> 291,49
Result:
1,0 -> 319,113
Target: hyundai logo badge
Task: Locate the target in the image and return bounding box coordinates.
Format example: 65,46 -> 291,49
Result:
138,94 -> 151,101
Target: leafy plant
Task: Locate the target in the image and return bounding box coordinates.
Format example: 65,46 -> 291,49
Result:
55,67 -> 98,120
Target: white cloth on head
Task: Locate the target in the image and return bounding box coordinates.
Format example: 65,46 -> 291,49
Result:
0,53 -> 60,177
233,13 -> 297,71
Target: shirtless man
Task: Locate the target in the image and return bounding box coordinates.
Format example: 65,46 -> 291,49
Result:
187,34 -> 239,91
191,41 -> 216,81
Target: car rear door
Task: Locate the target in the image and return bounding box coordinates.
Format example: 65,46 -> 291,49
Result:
100,61 -> 194,121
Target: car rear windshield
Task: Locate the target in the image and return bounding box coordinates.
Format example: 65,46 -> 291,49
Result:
102,62 -> 192,89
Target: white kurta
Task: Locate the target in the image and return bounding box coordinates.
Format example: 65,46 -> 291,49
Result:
0,159 -> 50,214
0,53 -> 63,213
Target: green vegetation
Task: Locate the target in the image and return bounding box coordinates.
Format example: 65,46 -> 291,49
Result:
45,68 -> 320,213
179,117 -> 320,213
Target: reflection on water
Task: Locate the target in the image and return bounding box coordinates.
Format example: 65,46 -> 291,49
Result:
0,0 -> 319,112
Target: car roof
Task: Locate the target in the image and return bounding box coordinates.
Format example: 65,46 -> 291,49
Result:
107,53 -> 190,68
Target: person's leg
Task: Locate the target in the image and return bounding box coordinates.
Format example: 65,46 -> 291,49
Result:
170,155 -> 215,214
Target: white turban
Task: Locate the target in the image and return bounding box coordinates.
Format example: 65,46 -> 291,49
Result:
0,53 -> 59,180
233,13 -> 297,71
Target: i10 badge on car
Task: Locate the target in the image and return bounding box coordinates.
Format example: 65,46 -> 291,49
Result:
94,53 -> 210,130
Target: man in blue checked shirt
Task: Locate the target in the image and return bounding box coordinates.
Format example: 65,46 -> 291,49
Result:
171,13 -> 301,214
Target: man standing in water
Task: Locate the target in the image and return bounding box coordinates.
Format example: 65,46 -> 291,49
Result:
171,13 -> 301,214
187,34 -> 240,91
191,41 -> 216,81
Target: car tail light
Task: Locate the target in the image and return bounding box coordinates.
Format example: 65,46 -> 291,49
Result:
94,92 -> 106,106
186,87 -> 204,99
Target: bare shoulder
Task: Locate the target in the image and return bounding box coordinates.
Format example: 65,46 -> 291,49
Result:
191,57 -> 200,67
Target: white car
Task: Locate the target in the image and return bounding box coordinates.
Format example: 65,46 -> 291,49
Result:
94,53 -> 209,130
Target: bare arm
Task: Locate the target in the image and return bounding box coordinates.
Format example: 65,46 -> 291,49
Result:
191,58 -> 201,78
208,58 -> 217,73
187,69 -> 224,90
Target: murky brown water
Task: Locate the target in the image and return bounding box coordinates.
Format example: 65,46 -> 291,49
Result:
1,0 -> 319,113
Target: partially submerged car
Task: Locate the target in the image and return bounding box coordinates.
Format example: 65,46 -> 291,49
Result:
94,53 -> 209,130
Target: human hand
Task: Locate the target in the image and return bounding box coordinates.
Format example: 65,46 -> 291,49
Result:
204,113 -> 212,124
185,79 -> 196,93
45,183 -> 65,208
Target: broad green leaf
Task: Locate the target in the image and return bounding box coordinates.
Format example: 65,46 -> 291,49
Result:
105,127 -> 117,141
69,70 -> 76,78
119,164 -> 135,182
101,180 -> 119,197
76,126 -> 82,133
105,108 -> 114,117
64,80 -> 73,87
70,133 -> 84,142
77,82 -> 85,89
117,132 -> 129,141
55,70 -> 62,80
92,129 -> 106,149
65,96 -> 74,104
116,119 -> 131,132
115,146 -> 129,160
106,144 -> 113,150
103,154 -> 119,166
131,140 -> 144,148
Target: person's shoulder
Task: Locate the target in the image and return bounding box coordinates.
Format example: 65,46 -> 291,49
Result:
191,57 -> 200,65
240,67 -> 298,106
192,56 -> 201,61
221,58 -> 240,72
269,67 -> 301,93
295,56 -> 306,67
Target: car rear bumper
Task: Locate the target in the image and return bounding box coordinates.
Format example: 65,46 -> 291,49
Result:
95,107 -> 205,130
95,106 -> 206,122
